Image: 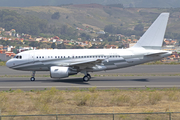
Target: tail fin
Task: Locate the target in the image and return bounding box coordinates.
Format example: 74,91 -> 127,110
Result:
132,13 -> 169,50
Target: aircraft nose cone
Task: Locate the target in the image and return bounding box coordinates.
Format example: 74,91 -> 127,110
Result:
6,60 -> 11,68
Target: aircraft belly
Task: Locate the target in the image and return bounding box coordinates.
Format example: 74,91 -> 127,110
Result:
103,59 -> 125,65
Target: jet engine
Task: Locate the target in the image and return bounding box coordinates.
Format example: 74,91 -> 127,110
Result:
50,66 -> 77,78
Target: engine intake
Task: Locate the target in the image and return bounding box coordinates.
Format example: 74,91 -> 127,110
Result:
50,66 -> 70,78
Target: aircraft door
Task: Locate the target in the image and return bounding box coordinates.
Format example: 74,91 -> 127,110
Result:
29,52 -> 34,62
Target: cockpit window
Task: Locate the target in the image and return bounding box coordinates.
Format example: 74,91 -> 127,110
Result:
14,55 -> 22,59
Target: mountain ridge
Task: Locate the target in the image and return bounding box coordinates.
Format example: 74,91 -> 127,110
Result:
0,0 -> 180,8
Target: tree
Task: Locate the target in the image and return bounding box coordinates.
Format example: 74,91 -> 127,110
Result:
39,43 -> 50,49
80,33 -> 87,38
134,24 -> 144,32
29,41 -> 39,47
51,43 -> 57,49
57,43 -> 66,49
0,9 -> 48,36
104,25 -> 116,34
60,25 -> 68,34
51,12 -> 60,20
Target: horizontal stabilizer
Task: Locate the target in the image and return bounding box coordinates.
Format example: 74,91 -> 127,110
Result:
145,52 -> 169,57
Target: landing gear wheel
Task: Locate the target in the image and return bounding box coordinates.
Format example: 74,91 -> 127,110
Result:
30,77 -> 35,81
83,76 -> 89,82
87,74 -> 91,79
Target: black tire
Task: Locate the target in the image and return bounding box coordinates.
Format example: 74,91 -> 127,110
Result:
30,77 -> 35,81
83,76 -> 89,82
87,74 -> 91,79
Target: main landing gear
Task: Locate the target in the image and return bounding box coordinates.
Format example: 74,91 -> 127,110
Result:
83,73 -> 91,82
30,71 -> 36,81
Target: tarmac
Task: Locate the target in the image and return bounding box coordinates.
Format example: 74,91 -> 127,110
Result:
0,65 -> 180,90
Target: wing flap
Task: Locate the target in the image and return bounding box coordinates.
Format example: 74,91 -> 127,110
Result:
66,59 -> 105,69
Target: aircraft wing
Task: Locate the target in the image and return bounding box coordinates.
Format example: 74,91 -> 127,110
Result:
66,59 -> 105,69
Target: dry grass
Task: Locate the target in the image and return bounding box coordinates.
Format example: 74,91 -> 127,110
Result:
21,6 -> 72,14
0,61 -> 6,66
1,87 -> 180,119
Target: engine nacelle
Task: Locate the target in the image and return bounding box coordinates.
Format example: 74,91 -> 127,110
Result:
50,66 -> 69,78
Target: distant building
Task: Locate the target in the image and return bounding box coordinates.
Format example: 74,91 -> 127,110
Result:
56,39 -> 63,44
23,34 -> 32,39
164,39 -> 177,46
40,38 -> 50,43
99,38 -> 103,42
10,29 -> 16,36
35,37 -> 43,42
133,39 -> 138,43
129,43 -> 136,48
0,27 -> 5,31
104,45 -> 118,49
131,35 -> 136,39
96,31 -> 105,34
53,36 -> 59,40
4,31 -> 12,36
168,51 -> 180,60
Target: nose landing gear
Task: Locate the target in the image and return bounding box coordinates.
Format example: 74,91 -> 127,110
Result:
30,71 -> 36,81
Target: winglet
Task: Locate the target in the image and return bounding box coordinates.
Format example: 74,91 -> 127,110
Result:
132,13 -> 169,50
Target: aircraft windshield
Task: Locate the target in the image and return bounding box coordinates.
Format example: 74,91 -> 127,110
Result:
13,55 -> 22,59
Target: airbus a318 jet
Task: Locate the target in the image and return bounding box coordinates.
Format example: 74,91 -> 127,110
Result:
6,13 -> 172,82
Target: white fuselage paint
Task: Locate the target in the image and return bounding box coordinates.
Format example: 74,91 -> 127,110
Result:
6,48 -> 172,72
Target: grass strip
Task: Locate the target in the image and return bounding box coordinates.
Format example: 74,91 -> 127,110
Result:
1,87 -> 180,120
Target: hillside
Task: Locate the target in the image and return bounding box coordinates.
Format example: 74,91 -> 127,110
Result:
0,0 -> 180,8
1,5 -> 180,38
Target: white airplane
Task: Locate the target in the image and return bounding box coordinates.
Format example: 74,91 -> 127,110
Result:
6,13 -> 172,82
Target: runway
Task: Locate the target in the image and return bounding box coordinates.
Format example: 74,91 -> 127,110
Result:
0,65 -> 180,90
0,76 -> 180,90
0,64 -> 180,75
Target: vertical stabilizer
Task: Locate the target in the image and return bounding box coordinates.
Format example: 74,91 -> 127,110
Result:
132,13 -> 169,49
